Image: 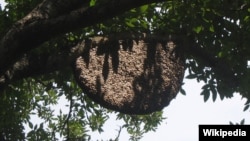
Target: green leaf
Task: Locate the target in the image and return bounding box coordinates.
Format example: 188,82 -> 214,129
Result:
140,5 -> 149,13
201,89 -> 210,102
28,121 -> 33,129
89,0 -> 96,6
217,52 -> 223,58
130,18 -> 138,23
209,25 -> 214,32
179,88 -> 186,95
141,20 -> 148,29
193,25 -> 203,33
240,119 -> 245,125
39,123 -> 44,129
34,124 -> 38,130
244,16 -> 250,22
229,121 -> 234,125
211,86 -> 217,102
186,74 -> 196,79
201,84 -> 209,89
243,105 -> 249,111
125,18 -> 138,28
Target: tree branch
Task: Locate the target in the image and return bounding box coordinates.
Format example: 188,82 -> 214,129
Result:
0,42 -> 84,91
0,31 -> 239,95
0,0 -> 165,77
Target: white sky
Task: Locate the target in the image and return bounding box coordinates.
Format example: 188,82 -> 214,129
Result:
0,0 -> 5,8
90,76 -> 250,141
1,1 -> 249,141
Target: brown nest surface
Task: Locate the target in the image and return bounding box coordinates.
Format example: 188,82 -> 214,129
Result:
74,38 -> 185,114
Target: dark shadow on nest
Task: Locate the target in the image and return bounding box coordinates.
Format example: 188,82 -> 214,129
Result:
94,39 -> 135,81
131,41 -> 172,112
97,40 -> 118,81
77,37 -> 185,114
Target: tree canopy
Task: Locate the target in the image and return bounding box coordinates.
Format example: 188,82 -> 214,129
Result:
0,0 -> 250,140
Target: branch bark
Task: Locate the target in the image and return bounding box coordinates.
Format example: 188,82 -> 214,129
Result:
0,33 -> 174,90
0,0 -> 239,94
0,39 -> 89,91
0,0 -> 165,77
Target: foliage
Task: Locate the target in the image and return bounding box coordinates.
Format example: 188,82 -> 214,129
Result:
229,119 -> 245,125
0,0 -> 250,140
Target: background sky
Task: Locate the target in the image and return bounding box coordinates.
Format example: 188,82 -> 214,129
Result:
89,76 -> 250,141
1,1 -> 250,141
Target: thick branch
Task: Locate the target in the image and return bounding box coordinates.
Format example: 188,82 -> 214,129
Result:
0,33 -> 239,94
18,0 -> 88,23
0,33 -> 174,84
0,33 -> 175,91
0,42 -> 86,91
0,0 -> 165,77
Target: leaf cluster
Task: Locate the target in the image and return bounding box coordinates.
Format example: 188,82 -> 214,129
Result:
1,0 -> 250,140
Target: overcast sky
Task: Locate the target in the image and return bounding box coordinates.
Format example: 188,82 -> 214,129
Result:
1,1 -> 249,141
90,76 -> 250,141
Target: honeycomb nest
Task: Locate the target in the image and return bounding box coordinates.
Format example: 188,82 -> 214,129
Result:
74,38 -> 185,114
